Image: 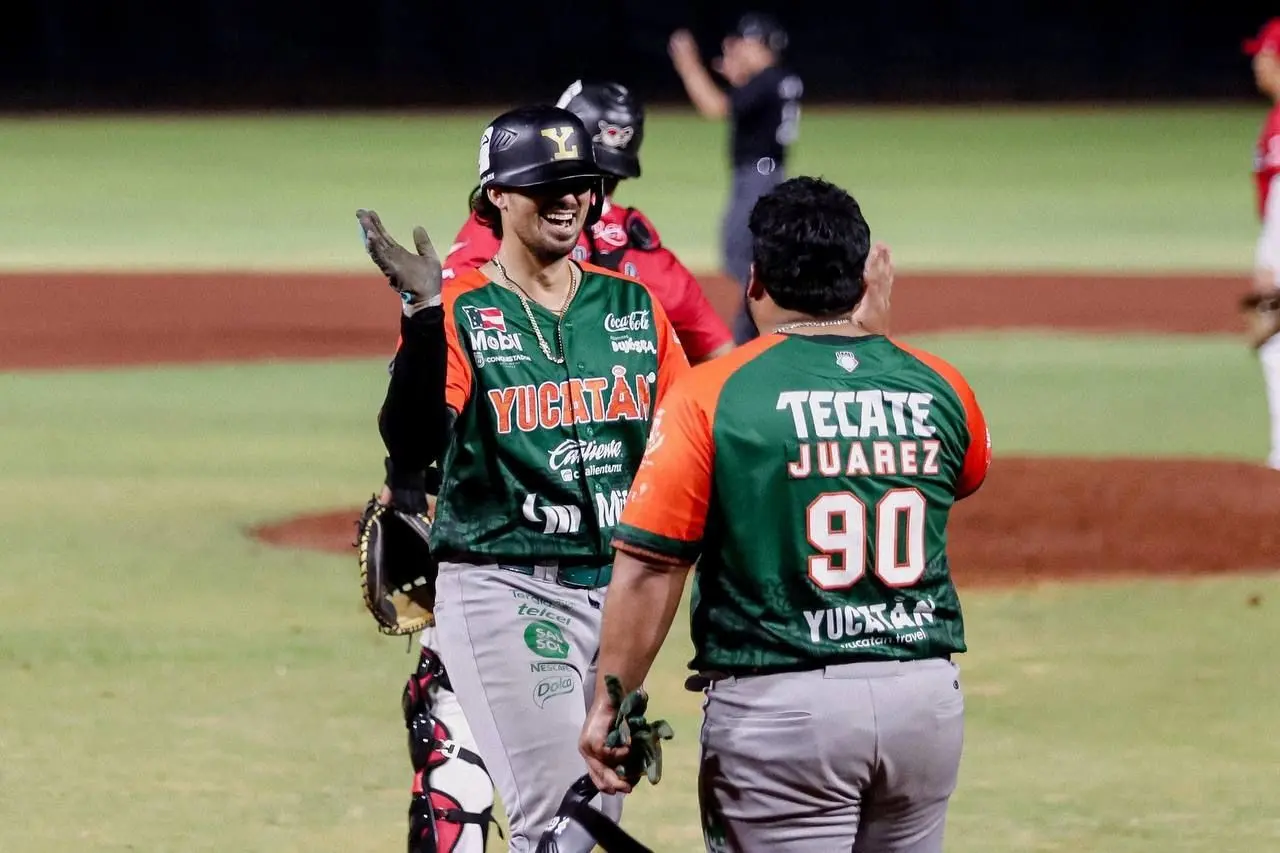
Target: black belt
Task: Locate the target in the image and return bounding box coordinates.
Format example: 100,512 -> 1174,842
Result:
684,653 -> 952,692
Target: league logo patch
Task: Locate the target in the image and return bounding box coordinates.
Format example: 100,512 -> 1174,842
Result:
596,120 -> 635,149
462,305 -> 508,333
835,351 -> 859,372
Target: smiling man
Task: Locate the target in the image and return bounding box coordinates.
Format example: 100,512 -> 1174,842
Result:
357,104 -> 690,852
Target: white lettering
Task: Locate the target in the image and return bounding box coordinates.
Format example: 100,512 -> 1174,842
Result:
469,329 -> 524,352
548,438 -> 624,472
522,493 -> 582,535
778,390 -> 935,440
882,391 -> 910,435
610,338 -> 657,355
909,393 -> 936,437
594,489 -> 629,528
859,391 -> 889,438
604,311 -> 651,334
807,391 -> 838,439
777,391 -> 810,438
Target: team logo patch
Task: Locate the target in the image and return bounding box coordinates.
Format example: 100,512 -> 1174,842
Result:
593,221 -> 628,248
835,351 -> 859,372
596,120 -> 634,149
462,306 -> 507,333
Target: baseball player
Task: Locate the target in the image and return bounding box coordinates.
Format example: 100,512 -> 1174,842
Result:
669,12 -> 803,344
442,79 -> 734,365
579,176 -> 991,852
1243,18 -> 1280,469
360,104 -> 689,852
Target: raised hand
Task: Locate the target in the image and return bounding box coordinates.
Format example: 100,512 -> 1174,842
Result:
853,242 -> 894,336
356,209 -> 442,315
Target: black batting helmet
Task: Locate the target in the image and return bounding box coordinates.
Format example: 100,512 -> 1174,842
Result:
729,11 -> 789,54
555,80 -> 645,180
477,105 -> 606,190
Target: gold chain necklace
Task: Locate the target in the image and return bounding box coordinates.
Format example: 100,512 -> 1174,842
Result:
774,317 -> 852,334
491,256 -> 579,365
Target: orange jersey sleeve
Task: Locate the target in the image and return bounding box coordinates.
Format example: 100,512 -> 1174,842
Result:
893,341 -> 991,499
649,282 -> 691,406
441,270 -> 490,414
613,336 -> 783,563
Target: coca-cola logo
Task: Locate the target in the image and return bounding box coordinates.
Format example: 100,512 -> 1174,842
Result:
603,311 -> 650,334
548,438 -> 624,471
593,222 -> 628,248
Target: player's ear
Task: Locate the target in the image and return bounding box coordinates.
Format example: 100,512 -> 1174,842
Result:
746,263 -> 766,301
487,187 -> 506,212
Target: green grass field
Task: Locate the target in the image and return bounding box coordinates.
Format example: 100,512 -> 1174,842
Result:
2,106 -> 1279,852
0,105 -> 1266,273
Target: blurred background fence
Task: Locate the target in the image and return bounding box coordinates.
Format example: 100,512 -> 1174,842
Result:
1,1 -> 1271,109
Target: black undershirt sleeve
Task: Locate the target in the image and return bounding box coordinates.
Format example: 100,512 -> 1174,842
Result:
377,306 -> 451,494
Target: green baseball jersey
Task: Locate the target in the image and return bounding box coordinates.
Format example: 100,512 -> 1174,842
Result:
613,333 -> 991,672
430,264 -> 688,566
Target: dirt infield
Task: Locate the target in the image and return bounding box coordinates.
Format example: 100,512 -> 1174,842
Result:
5,267 -> 1275,585
0,269 -> 1252,369
250,457 -> 1280,585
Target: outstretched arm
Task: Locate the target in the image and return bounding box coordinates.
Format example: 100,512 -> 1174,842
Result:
358,210 -> 462,506
668,30 -> 729,119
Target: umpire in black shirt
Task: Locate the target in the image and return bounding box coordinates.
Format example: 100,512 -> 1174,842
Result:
669,11 -> 804,343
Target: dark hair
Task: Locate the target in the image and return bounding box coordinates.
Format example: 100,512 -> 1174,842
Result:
469,185 -> 502,238
748,176 -> 870,316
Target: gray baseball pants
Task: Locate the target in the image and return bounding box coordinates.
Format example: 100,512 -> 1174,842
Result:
698,657 -> 965,853
433,561 -> 623,852
722,160 -> 786,344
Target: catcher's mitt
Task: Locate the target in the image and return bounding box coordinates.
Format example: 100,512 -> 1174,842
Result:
355,495 -> 437,636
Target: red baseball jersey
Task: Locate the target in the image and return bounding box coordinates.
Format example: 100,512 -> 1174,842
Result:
441,204 -> 732,363
1255,104 -> 1280,220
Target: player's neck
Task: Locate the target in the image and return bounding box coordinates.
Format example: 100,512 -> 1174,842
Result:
768,312 -> 860,337
490,243 -> 575,310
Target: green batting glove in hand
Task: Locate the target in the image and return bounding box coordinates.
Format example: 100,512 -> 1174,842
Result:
603,675 -> 675,787
355,209 -> 442,316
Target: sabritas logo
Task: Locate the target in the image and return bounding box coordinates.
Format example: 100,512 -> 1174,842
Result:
488,366 -> 656,434
462,306 -> 507,333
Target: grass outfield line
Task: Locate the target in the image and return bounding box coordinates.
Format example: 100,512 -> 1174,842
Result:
1,336 -> 1277,851
0,105 -> 1268,273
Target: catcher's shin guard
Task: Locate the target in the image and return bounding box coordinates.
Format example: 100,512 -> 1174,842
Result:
403,647 -> 500,853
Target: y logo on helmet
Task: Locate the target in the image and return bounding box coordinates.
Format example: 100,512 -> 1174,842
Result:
540,126 -> 580,160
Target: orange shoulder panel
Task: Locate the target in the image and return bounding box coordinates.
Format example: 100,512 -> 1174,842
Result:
890,339 -> 991,499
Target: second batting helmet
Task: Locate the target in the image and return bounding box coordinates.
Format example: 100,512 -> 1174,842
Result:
555,80 -> 645,179
477,105 -> 606,190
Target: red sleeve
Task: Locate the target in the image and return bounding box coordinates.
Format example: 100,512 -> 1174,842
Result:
441,215 -> 500,282
640,249 -> 733,363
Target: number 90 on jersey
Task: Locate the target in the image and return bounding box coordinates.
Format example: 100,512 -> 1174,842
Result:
805,488 -> 927,590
